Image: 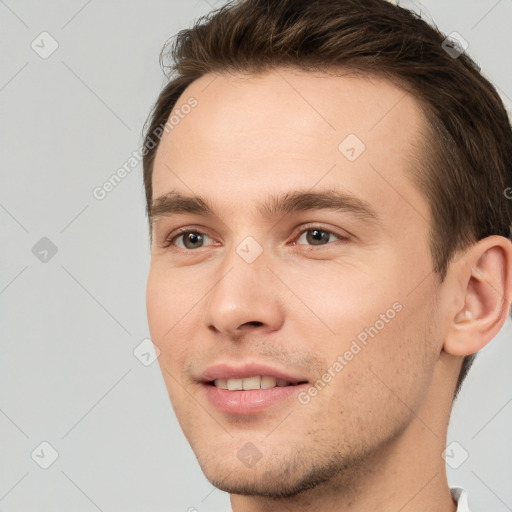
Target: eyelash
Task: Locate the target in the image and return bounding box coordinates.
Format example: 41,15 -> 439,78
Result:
161,224 -> 349,251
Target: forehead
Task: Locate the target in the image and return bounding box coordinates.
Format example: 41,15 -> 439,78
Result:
151,68 -> 430,225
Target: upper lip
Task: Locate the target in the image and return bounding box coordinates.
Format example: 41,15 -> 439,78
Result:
200,362 -> 309,384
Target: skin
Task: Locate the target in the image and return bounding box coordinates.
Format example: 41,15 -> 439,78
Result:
145,68 -> 512,511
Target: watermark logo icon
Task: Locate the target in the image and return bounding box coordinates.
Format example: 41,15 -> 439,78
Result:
442,32 -> 468,59
338,133 -> 366,162
31,441 -> 59,469
237,442 -> 263,468
133,338 -> 161,366
31,31 -> 59,59
32,237 -> 58,263
236,236 -> 263,264
442,441 -> 469,469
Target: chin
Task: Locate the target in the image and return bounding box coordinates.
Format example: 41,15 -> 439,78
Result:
197,448 -> 351,499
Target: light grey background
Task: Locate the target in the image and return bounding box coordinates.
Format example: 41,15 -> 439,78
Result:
0,1 -> 511,511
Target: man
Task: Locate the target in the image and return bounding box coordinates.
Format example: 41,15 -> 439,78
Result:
143,0 -> 512,510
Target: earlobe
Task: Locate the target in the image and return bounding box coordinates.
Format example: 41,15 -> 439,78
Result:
444,236 -> 512,357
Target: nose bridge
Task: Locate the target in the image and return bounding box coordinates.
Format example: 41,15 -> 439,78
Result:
203,238 -> 284,334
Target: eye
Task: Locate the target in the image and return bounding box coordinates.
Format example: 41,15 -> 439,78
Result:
294,226 -> 346,247
167,230 -> 216,250
161,225 -> 348,252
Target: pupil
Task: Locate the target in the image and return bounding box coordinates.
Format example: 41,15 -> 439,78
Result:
185,233 -> 203,249
307,229 -> 329,245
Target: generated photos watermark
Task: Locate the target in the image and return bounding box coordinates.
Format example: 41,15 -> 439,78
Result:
92,96 -> 198,201
298,301 -> 403,405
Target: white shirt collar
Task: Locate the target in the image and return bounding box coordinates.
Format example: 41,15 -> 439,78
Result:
451,487 -> 471,511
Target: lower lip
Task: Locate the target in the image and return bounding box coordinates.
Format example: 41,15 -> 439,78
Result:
202,383 -> 308,414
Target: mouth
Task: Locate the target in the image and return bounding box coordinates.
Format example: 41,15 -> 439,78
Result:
208,376 -> 309,390
199,363 -> 311,414
198,362 -> 311,414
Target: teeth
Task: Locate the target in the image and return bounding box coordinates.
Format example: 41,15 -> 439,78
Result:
215,379 -> 228,389
227,378 -> 243,390
213,376 -> 294,390
243,376 -> 261,390
261,376 -> 277,389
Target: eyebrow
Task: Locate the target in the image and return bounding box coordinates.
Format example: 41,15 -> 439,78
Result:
150,189 -> 380,225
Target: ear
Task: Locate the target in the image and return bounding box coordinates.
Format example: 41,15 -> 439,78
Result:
444,235 -> 512,356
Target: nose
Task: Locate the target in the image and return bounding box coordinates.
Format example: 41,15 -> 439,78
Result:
202,250 -> 285,338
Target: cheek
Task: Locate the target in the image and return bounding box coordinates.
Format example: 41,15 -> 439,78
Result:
147,269 -> 195,421
314,305 -> 435,447
146,264 -> 167,332
146,266 -> 193,376
352,297 -> 438,414
305,259 -> 436,393
146,263 -> 197,337
294,262 -> 393,341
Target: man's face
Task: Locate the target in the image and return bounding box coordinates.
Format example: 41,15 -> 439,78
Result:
146,69 -> 445,496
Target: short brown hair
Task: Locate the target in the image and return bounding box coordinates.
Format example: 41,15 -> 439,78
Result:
142,0 -> 512,395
